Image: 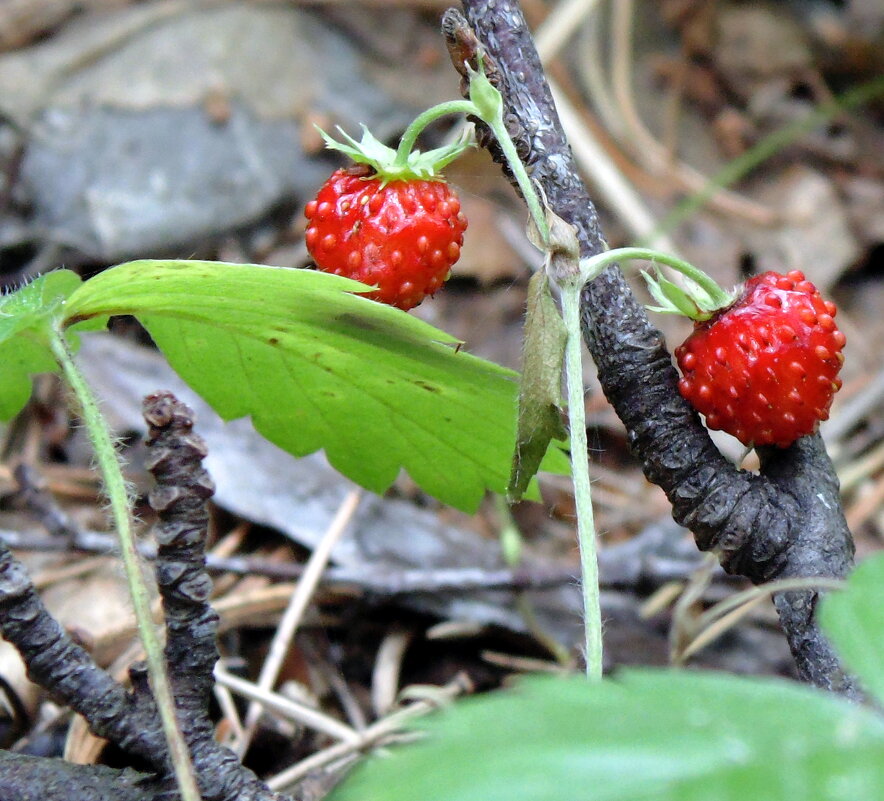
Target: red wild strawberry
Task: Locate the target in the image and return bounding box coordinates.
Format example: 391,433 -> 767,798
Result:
670,270 -> 845,447
306,167 -> 466,310
305,125 -> 470,311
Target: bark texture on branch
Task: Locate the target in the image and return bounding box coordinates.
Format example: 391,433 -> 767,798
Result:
449,1 -> 856,694
143,391 -> 287,801
0,394 -> 291,801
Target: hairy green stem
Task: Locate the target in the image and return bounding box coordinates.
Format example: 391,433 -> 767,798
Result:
486,115 -> 549,244
463,58 -> 550,244
580,247 -> 732,307
394,100 -> 476,168
50,329 -> 202,801
559,287 -> 602,680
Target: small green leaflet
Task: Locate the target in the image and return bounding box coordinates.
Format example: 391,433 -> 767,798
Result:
329,670 -> 884,801
0,335 -> 59,421
820,554 -> 884,705
0,271 -> 104,419
63,260 -> 566,512
508,271 -> 567,502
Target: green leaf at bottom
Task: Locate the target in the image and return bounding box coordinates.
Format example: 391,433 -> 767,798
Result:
820,554 -> 884,705
330,671 -> 884,801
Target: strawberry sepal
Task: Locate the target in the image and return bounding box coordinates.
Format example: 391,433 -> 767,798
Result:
318,125 -> 397,168
642,267 -> 734,322
318,124 -> 473,186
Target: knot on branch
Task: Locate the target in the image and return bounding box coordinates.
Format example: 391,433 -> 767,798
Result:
442,8 -> 532,182
143,391 -> 215,565
143,391 -> 220,700
0,549 -> 35,603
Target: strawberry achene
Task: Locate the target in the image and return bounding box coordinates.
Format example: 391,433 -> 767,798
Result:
674,270 -> 845,447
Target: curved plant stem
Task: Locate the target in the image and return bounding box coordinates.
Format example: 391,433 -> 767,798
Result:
468,55 -> 597,673
394,100 -> 476,167
485,114 -> 549,245
392,58 -> 551,243
559,287 -> 602,680
464,59 -> 550,244
50,329 -> 201,801
580,247 -> 731,306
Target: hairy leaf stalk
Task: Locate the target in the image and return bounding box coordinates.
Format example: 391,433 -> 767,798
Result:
50,329 -> 202,801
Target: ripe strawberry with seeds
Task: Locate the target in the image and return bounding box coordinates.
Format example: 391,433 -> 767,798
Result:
646,268 -> 845,447
305,125 -> 469,311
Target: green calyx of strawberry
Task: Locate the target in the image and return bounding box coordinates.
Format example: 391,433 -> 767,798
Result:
577,247 -> 736,322
317,113 -> 474,187
642,268 -> 735,321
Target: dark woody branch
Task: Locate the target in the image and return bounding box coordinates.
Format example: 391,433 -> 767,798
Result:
143,391 -> 286,801
0,394 -> 289,801
447,2 -> 856,695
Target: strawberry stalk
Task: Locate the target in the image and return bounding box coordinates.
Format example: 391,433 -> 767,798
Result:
393,100 -> 476,170
392,56 -> 552,243
465,59 -> 550,245
560,286 -> 602,679
461,61 -> 601,675
528,211 -> 603,680
579,247 -> 734,320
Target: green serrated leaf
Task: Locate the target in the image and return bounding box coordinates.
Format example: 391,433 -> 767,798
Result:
819,554 -> 884,705
330,670 -> 884,801
63,260 -> 564,512
0,270 -> 89,420
508,272 -> 568,502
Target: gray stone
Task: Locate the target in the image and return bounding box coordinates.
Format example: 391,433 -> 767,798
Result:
3,3 -> 418,259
